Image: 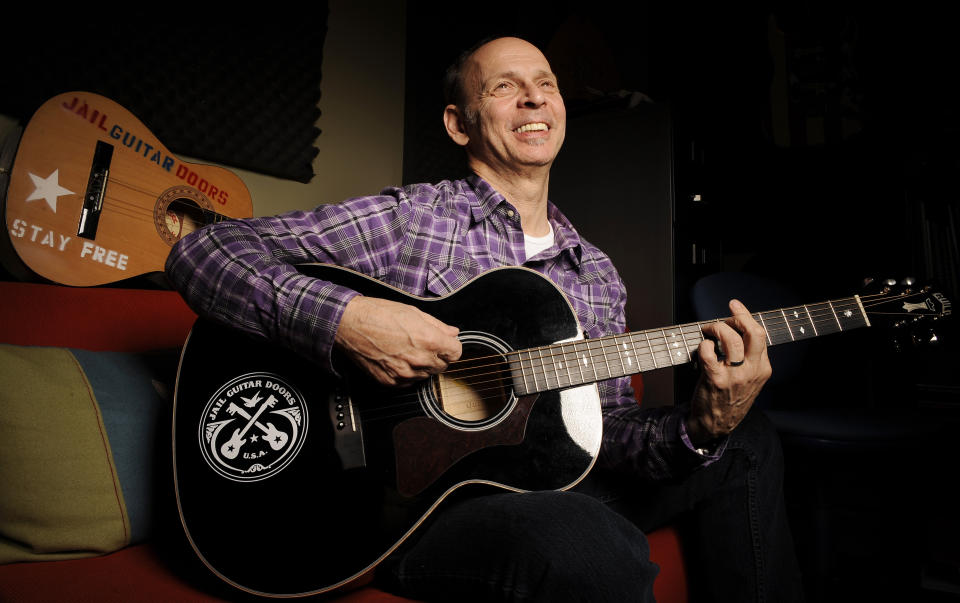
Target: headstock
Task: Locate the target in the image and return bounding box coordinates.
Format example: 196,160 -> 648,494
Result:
859,277 -> 952,351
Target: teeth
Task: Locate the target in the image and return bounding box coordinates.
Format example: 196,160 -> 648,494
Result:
515,123 -> 548,133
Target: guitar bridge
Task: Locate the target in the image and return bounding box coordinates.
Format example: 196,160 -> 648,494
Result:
77,140 -> 113,239
329,388 -> 366,470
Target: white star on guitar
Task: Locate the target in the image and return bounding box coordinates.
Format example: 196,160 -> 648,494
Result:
26,169 -> 75,212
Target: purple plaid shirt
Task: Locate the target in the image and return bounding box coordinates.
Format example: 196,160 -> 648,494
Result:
166,175 -> 714,479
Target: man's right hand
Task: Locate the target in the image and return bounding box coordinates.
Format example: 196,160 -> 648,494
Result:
334,296 -> 462,387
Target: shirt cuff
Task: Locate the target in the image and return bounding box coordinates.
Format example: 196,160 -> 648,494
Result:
679,418 -> 728,463
275,272 -> 361,375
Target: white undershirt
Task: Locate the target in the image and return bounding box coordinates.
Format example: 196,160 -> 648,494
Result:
523,223 -> 555,261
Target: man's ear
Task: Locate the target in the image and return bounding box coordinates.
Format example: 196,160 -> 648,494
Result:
443,104 -> 470,147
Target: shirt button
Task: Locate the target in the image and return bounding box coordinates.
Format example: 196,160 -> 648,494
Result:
505,209 -> 515,218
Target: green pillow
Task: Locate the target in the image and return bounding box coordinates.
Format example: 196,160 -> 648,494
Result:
0,344 -> 173,563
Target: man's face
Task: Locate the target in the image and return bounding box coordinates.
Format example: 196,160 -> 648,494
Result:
459,38 -> 566,174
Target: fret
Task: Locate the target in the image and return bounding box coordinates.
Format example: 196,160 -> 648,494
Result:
630,332 -> 656,372
755,312 -> 773,345
640,331 -> 659,370
533,348 -> 547,391
550,345 -> 569,389
804,304 -> 819,337
562,342 -> 578,387
539,347 -> 559,390
572,341 -> 587,386
614,335 -> 628,377
651,329 -> 673,367
660,327 -> 687,365
682,323 -> 704,348
508,354 -> 526,395
837,296 -> 870,330
677,328 -> 692,365
616,336 -> 631,374
523,350 -> 539,392
808,301 -> 840,336
575,340 -> 598,382
784,306 -> 816,341
595,339 -> 612,380
679,324 -> 702,363
779,309 -> 796,341
827,300 -> 843,332
758,310 -> 789,345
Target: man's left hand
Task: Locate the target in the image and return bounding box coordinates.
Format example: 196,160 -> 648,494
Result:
687,299 -> 772,446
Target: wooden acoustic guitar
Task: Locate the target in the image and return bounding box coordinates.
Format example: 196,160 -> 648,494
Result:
2,91 -> 253,286
172,263 -> 951,598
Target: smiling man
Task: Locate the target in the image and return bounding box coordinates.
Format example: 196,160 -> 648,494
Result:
166,36 -> 802,601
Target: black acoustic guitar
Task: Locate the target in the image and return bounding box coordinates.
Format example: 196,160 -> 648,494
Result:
172,264 -> 950,597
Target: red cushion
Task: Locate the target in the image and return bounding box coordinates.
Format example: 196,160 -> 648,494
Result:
649,525 -> 688,602
0,544 -> 414,602
0,281 -> 196,351
0,530 -> 685,602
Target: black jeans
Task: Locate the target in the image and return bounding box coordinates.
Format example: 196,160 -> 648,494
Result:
380,409 -> 803,602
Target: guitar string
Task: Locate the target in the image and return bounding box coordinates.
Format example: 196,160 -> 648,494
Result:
434,291 -> 906,383
320,291 -> 921,420
94,176 -> 227,227
353,292 -> 945,425
357,304 -> 927,423
357,290 -> 937,418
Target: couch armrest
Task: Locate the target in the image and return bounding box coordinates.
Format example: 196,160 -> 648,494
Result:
0,281 -> 195,351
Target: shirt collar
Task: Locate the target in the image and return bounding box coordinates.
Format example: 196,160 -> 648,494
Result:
465,174 -> 584,268
466,174 -> 504,223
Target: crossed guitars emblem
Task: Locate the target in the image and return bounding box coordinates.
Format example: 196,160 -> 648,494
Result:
219,392 -> 289,460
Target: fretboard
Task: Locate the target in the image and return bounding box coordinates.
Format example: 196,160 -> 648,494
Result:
508,296 -> 870,396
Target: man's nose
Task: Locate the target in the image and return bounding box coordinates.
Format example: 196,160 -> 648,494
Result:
519,82 -> 546,107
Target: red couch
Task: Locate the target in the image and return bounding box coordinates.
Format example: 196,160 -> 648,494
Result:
0,280 -> 687,602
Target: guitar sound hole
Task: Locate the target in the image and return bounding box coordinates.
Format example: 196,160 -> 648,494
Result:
164,198 -> 208,241
155,185 -> 214,245
423,333 -> 515,429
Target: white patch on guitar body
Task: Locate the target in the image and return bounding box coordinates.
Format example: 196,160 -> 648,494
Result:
8,219 -> 71,251
555,332 -> 603,458
199,372 -> 308,483
79,241 -> 129,271
8,217 -> 129,272
25,169 -> 74,212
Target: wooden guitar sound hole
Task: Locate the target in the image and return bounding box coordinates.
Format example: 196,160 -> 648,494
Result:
425,333 -> 515,429
155,186 -> 212,245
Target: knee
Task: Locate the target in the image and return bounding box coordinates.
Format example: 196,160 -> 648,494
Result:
504,492 -> 658,600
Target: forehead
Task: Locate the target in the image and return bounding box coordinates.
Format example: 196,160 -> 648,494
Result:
466,38 -> 554,87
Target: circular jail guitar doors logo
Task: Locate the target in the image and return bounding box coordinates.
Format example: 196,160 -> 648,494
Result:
199,372 -> 308,482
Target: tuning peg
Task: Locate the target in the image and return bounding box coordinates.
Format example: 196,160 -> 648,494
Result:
911,327 -> 940,347
884,278 -> 897,286
900,277 -> 916,286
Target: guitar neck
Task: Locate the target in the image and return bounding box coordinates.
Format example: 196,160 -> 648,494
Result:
509,295 -> 871,396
